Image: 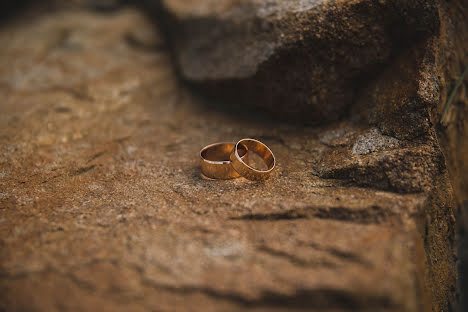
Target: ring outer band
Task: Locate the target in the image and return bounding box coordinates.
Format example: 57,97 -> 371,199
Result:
200,142 -> 248,179
230,138 -> 275,181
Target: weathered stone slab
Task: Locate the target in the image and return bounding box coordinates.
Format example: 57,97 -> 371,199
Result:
147,0 -> 463,125
0,4 -> 459,312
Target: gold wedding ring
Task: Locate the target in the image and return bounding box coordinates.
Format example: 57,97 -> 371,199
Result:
200,142 -> 248,179
230,138 -> 275,181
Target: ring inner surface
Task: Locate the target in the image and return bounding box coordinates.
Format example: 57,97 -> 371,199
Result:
203,143 -> 246,163
241,140 -> 274,170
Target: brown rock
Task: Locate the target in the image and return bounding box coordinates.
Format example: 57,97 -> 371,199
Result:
147,0 -> 460,124
0,3 -> 461,312
148,0 -> 468,307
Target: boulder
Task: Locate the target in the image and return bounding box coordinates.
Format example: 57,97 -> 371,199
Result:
146,0 -> 462,125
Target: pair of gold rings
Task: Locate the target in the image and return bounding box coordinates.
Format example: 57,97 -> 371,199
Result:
200,138 -> 275,181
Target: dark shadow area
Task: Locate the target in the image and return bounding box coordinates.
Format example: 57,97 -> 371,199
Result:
0,1 -> 33,26
0,0 -> 137,27
458,201 -> 468,312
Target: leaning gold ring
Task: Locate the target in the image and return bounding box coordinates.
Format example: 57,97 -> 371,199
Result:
200,142 -> 248,179
230,138 -> 275,181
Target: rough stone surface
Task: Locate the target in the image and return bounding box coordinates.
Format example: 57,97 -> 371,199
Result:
149,0 -> 468,308
148,0 -> 461,124
0,3 -> 461,312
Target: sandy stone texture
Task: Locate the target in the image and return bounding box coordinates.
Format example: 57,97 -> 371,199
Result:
0,4 -> 459,312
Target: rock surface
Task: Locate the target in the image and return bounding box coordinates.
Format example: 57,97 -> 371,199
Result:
0,2 -> 462,312
148,0 -> 460,124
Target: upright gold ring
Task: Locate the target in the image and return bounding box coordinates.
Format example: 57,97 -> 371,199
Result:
200,142 -> 248,179
230,138 -> 275,181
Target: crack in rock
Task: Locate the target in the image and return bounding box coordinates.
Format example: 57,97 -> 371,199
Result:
230,205 -> 396,224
